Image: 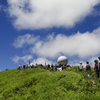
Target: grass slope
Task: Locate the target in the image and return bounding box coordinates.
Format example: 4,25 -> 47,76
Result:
0,67 -> 100,100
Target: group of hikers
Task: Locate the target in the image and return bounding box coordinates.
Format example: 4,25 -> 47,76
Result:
17,56 -> 100,79
78,57 -> 100,79
78,62 -> 91,72
17,63 -> 70,72
17,63 -> 59,71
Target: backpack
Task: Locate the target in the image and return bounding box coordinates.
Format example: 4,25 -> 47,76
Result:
95,63 -> 98,71
86,64 -> 90,71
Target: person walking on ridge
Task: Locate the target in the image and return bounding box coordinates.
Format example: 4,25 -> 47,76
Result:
85,62 -> 91,72
94,60 -> 99,79
79,62 -> 83,71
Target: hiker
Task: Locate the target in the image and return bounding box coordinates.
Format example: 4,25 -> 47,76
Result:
78,62 -> 83,71
23,65 -> 26,69
98,57 -> 100,71
57,67 -> 62,71
55,64 -> 57,71
51,64 -> 54,71
17,65 -> 21,69
94,60 -> 99,78
85,62 -> 91,72
31,64 -> 35,68
67,67 -> 72,71
47,64 -> 50,70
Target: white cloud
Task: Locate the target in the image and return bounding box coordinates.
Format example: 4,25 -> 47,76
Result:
13,55 -> 54,66
12,55 -> 33,63
29,27 -> 100,58
31,57 -> 53,65
12,34 -> 39,48
7,0 -> 100,30
13,27 -> 100,60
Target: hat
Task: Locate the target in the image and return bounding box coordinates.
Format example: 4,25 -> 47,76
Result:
98,57 -> 100,59
94,60 -> 98,63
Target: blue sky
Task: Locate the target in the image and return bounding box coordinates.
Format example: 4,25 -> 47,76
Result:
0,0 -> 100,71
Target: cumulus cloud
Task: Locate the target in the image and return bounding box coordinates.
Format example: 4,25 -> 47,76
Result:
12,55 -> 54,65
13,27 -> 100,60
29,27 -> 100,58
31,57 -> 53,65
12,55 -> 33,63
7,0 -> 100,30
12,34 -> 39,48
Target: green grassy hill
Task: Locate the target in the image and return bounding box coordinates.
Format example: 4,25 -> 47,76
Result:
0,67 -> 100,100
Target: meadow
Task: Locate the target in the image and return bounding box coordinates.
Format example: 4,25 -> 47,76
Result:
0,66 -> 100,100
